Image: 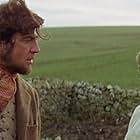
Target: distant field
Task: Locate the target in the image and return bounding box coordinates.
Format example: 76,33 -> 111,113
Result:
27,26 -> 140,89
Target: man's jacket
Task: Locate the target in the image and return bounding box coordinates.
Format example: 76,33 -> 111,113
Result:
16,75 -> 41,140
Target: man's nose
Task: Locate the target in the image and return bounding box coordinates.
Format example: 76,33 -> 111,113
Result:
31,42 -> 40,53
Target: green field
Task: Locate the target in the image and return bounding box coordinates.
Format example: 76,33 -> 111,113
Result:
28,26 -> 140,89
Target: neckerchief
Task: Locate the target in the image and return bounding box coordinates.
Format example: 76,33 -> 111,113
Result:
0,67 -> 17,112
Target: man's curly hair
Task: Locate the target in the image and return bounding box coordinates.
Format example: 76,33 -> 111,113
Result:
0,0 -> 44,43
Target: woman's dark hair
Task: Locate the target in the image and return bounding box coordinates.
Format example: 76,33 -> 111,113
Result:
0,0 -> 44,43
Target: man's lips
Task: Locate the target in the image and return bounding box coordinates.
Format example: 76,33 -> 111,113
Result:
26,59 -> 34,64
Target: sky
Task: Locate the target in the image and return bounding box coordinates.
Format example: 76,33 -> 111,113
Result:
1,0 -> 140,27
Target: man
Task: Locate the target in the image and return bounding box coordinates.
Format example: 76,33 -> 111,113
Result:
0,0 -> 44,139
124,52 -> 140,140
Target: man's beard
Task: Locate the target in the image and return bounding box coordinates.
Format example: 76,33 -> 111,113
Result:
5,62 -> 31,75
0,49 -> 30,75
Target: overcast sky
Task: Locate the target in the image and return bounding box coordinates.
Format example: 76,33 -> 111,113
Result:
1,0 -> 140,27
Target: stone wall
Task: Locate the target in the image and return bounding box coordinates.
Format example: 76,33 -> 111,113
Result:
26,77 -> 140,138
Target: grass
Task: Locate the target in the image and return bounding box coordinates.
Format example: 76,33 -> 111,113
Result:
26,26 -> 140,89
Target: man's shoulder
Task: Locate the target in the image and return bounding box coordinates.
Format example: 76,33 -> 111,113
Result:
17,74 -> 35,93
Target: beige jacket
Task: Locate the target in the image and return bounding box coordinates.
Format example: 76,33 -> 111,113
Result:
16,75 -> 41,140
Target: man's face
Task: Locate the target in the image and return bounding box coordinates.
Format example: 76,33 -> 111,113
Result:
2,31 -> 40,74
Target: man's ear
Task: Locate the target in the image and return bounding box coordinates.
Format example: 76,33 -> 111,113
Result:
0,41 -> 4,48
0,41 -> 7,51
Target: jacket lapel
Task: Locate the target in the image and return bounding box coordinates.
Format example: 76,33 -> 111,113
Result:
16,75 -> 31,140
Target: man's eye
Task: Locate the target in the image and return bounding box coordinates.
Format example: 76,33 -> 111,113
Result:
23,35 -> 38,42
24,37 -> 34,41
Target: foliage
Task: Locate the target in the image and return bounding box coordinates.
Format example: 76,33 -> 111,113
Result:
42,136 -> 61,140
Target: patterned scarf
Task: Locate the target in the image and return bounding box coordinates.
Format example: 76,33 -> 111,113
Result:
0,67 -> 17,112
